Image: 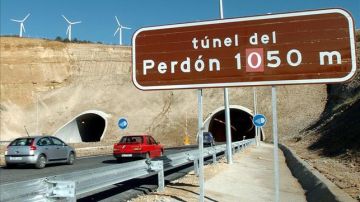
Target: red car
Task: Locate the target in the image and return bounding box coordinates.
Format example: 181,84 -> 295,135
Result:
113,134 -> 164,162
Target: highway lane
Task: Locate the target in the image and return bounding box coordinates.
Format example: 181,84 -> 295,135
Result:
0,146 -> 195,184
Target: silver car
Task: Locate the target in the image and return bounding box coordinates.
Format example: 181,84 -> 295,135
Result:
5,136 -> 76,169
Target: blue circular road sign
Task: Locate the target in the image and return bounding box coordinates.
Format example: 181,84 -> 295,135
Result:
118,118 -> 128,130
253,114 -> 267,127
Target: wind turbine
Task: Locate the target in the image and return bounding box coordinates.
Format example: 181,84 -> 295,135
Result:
114,16 -> 131,45
62,15 -> 81,41
10,13 -> 30,37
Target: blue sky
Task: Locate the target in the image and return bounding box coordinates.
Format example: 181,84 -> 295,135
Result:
1,0 -> 359,45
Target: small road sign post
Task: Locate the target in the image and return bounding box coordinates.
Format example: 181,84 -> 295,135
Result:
253,114 -> 267,128
253,114 -> 267,147
118,118 -> 128,135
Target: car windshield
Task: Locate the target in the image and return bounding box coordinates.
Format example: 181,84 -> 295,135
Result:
204,133 -> 213,138
120,136 -> 143,144
9,138 -> 34,146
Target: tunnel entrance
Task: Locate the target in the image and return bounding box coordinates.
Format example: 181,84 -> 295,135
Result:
54,110 -> 108,143
76,113 -> 105,142
205,106 -> 264,142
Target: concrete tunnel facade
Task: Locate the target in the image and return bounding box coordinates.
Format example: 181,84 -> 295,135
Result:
204,105 -> 264,142
53,106 -> 262,144
53,110 -> 109,143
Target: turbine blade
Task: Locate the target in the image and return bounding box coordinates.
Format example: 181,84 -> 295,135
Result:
122,26 -> 131,29
114,28 -> 119,36
71,21 -> 81,24
10,19 -> 22,22
115,16 -> 120,26
23,13 -> 30,22
21,24 -> 26,33
62,15 -> 71,24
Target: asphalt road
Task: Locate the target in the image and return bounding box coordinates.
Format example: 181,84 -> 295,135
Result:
0,147 -> 194,184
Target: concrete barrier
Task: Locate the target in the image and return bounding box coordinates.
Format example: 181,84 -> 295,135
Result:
279,144 -> 356,202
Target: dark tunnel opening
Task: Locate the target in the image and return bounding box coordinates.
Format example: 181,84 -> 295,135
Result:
76,113 -> 105,142
208,109 -> 262,142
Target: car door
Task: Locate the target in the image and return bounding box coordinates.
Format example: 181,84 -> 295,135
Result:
50,137 -> 68,160
143,136 -> 154,157
37,137 -> 56,161
149,136 -> 161,156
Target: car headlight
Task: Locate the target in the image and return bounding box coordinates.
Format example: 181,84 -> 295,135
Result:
4,151 -> 8,155
29,150 -> 34,155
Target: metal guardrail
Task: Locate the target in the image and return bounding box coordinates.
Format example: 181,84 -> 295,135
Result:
0,139 -> 255,201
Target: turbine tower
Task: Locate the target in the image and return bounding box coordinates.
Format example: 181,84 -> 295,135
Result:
114,16 -> 131,45
62,15 -> 81,41
10,13 -> 30,37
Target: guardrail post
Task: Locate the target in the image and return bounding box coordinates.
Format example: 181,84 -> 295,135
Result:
148,160 -> 165,192
212,153 -> 217,164
194,158 -> 200,176
45,180 -> 76,201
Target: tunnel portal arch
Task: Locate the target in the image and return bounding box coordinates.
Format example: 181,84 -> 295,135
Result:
53,110 -> 109,143
203,105 -> 265,142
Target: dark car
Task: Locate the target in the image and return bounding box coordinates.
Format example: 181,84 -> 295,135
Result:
5,136 -> 76,169
203,132 -> 215,147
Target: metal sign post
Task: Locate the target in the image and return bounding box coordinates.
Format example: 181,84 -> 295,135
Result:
197,89 -> 205,202
253,88 -> 258,146
224,88 -> 233,164
271,86 -> 280,202
220,0 -> 233,164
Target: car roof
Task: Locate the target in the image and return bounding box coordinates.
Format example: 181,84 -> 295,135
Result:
15,135 -> 55,139
123,134 -> 151,137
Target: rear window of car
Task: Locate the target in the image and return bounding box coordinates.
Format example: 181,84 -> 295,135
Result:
10,138 -> 34,146
120,136 -> 143,143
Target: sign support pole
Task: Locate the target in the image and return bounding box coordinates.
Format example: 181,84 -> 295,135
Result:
224,88 -> 233,164
219,0 -> 233,165
271,86 -> 280,202
197,89 -> 205,202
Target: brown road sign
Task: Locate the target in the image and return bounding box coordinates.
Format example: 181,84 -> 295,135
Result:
132,9 -> 356,90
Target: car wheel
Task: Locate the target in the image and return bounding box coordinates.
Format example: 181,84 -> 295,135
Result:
35,155 -> 46,169
67,152 -> 75,165
116,158 -> 122,163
